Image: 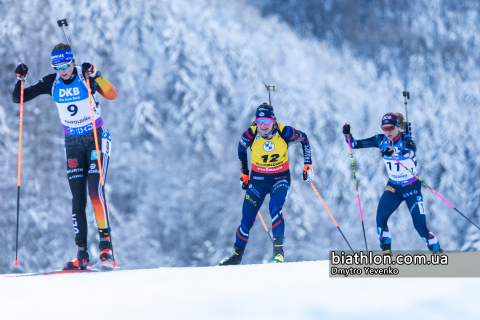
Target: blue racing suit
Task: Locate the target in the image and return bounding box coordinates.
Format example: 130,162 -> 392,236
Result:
347,132 -> 441,252
235,123 -> 311,248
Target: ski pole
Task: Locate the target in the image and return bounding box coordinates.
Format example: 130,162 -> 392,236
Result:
57,19 -> 72,48
263,81 -> 275,105
257,211 -> 273,244
85,72 -> 116,266
347,134 -> 368,251
309,183 -> 354,253
390,155 -> 480,231
14,75 -> 25,267
85,76 -> 105,187
402,91 -> 411,135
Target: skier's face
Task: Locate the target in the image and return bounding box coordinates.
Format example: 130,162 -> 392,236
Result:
54,61 -> 75,80
257,118 -> 274,134
382,125 -> 399,140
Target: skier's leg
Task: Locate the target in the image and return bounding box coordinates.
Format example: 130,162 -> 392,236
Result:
65,137 -> 88,247
219,180 -> 268,266
64,136 -> 90,269
376,184 -> 403,253
234,180 -> 268,248
268,177 -> 290,263
87,127 -> 114,263
87,127 -> 111,238
404,182 -> 441,252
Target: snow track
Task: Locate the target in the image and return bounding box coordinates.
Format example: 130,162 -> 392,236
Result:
1,261 -> 478,319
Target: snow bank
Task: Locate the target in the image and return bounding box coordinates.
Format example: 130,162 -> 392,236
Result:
1,261 -> 479,319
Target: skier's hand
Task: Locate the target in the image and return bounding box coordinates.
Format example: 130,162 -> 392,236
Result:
81,60 -> 97,77
240,174 -> 250,190
303,165 -> 314,183
15,63 -> 28,80
343,123 -> 351,136
381,146 -> 398,157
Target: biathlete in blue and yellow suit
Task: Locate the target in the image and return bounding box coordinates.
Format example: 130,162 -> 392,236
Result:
343,112 -> 442,254
219,103 -> 314,265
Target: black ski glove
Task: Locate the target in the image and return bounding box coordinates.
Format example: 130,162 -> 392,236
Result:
381,146 -> 398,157
15,63 -> 28,80
343,123 -> 351,135
240,174 -> 250,190
81,60 -> 97,77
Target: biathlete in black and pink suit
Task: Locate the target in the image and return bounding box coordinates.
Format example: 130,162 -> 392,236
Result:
12,43 -> 118,269
219,103 -> 314,265
343,112 -> 442,255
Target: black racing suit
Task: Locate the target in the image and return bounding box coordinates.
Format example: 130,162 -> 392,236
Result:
12,68 -> 112,247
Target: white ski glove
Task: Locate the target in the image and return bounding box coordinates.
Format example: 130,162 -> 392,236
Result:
303,165 -> 314,183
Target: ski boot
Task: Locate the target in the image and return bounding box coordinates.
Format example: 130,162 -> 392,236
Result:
381,244 -> 392,256
97,239 -> 115,270
63,247 -> 89,270
218,245 -> 245,266
273,237 -> 284,263
428,243 -> 443,254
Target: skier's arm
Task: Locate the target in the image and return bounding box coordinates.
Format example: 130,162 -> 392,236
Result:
281,125 -> 312,165
400,135 -> 416,158
12,74 -> 56,103
349,134 -> 386,149
343,124 -> 385,149
238,128 -> 255,175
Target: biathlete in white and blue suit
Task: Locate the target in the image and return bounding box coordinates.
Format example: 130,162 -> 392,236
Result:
343,113 -> 442,254
12,43 -> 117,269
219,103 -> 314,265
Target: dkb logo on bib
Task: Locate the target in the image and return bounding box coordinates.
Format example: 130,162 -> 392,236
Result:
59,88 -> 80,97
263,141 -> 275,152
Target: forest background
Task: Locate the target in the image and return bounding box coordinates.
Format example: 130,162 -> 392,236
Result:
0,0 -> 479,272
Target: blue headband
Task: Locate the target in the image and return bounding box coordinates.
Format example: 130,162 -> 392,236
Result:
381,114 -> 400,127
256,103 -> 275,119
51,49 -> 74,66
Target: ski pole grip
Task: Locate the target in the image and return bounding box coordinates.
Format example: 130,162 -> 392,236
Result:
57,19 -> 68,27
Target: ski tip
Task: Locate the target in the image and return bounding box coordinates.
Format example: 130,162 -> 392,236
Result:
113,261 -> 118,268
14,260 -> 19,267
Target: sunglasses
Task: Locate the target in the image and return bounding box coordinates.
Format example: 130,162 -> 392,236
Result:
382,125 -> 396,133
256,118 -> 273,126
53,60 -> 74,71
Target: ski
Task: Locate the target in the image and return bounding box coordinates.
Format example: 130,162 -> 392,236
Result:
2,260 -> 117,278
2,269 -> 102,278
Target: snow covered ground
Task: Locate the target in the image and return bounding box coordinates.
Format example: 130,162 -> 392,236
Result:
1,260 -> 479,320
